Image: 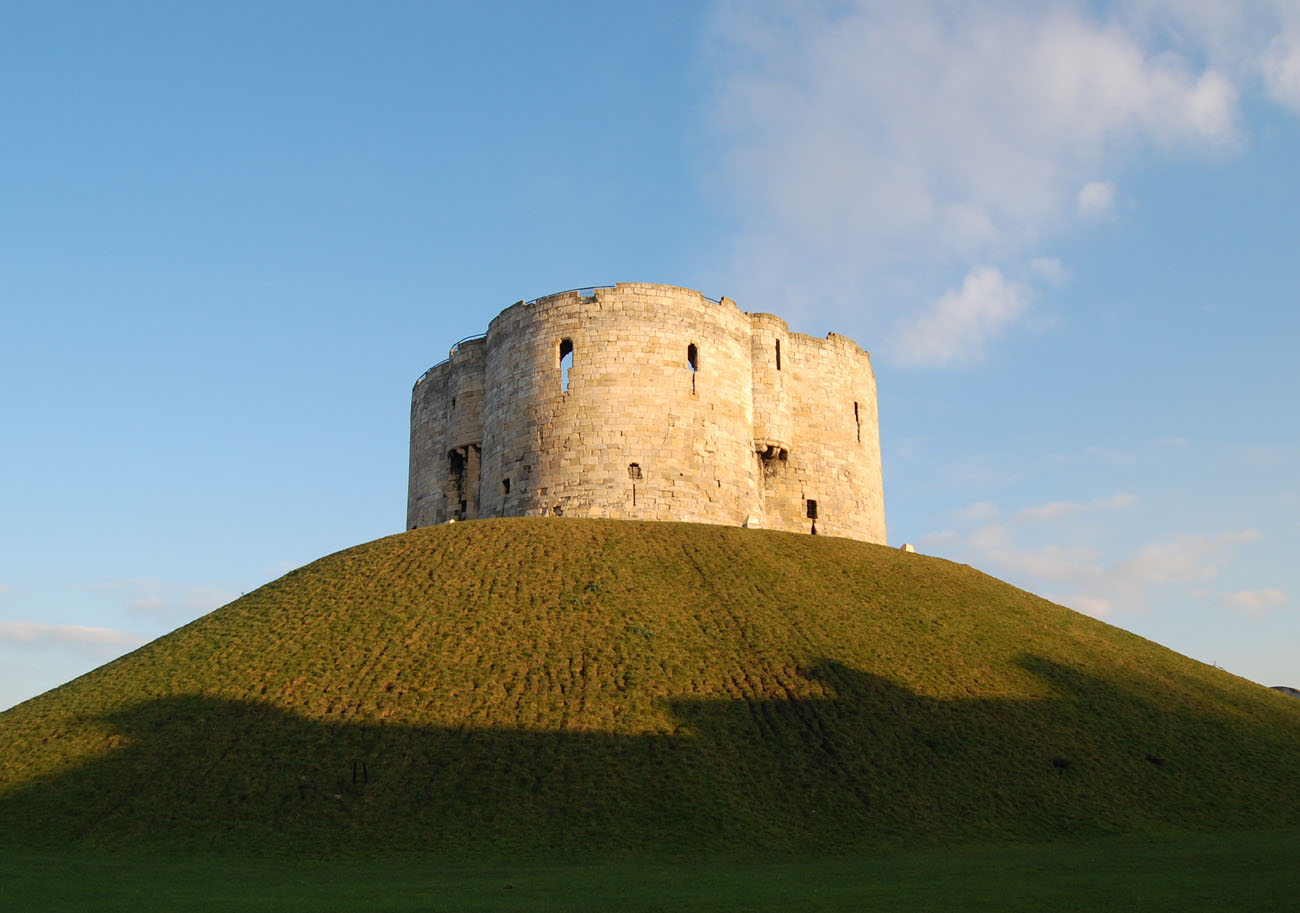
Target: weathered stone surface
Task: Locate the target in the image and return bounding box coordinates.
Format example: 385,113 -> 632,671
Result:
408,283 -> 886,543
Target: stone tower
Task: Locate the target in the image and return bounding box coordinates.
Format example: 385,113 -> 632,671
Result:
408,283 -> 885,543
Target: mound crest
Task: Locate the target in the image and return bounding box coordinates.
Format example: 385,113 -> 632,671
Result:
2,519 -> 1298,856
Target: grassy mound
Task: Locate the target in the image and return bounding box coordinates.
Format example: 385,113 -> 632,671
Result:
2,519 -> 1298,857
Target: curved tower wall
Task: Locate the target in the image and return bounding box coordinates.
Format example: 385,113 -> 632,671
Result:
408,283 -> 886,544
478,284 -> 757,523
749,313 -> 793,456
756,332 -> 886,543
407,337 -> 487,527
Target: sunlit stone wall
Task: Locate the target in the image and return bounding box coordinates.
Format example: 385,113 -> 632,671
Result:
408,282 -> 885,543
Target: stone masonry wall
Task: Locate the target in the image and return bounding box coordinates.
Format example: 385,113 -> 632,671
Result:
407,283 -> 886,544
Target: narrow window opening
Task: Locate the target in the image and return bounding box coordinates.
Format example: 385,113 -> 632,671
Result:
501,478 -> 511,495
687,343 -> 699,394
451,396 -> 456,410
854,401 -> 861,443
775,339 -> 782,371
559,338 -> 574,393
806,499 -> 818,520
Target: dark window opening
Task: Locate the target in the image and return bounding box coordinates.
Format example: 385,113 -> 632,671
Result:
854,401 -> 861,443
775,339 -> 782,371
447,444 -> 481,522
758,445 -> 789,480
687,343 -> 699,394
628,462 -> 642,480
451,396 -> 456,410
449,449 -> 468,520
559,338 -> 574,393
806,499 -> 818,520
501,478 -> 511,496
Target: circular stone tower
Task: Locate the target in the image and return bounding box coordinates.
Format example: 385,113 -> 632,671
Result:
408,283 -> 885,544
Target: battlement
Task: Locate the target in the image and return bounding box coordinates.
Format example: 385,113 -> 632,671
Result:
408,283 -> 885,543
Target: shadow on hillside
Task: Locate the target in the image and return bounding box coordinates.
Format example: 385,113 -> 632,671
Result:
3,657 -> 1299,855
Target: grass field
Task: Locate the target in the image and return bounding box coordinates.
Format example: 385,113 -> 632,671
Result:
4,829 -> 1297,912
2,519 -> 1298,906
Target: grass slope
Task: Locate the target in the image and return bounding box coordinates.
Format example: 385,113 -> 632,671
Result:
2,519 -> 1298,858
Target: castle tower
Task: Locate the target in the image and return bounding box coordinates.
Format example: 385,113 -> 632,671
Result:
408,283 -> 886,543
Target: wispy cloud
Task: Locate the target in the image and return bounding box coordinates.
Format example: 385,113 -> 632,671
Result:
919,488 -> 1264,618
1029,257 -> 1070,286
993,528 -> 1258,618
1109,530 -> 1258,587
892,267 -> 1030,366
0,621 -> 146,653
1262,28 -> 1300,109
1077,180 -> 1117,216
1218,588 -> 1288,616
78,579 -> 233,620
957,501 -> 1000,523
705,0 -> 1287,356
1015,492 -> 1137,523
1122,1 -> 1300,114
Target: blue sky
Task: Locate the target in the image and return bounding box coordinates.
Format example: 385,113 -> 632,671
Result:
2,0 -> 1297,710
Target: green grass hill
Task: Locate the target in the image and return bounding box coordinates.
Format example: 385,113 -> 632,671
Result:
2,519 -> 1299,858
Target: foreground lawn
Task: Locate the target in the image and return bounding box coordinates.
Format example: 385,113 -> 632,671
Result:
3,829 -> 1297,912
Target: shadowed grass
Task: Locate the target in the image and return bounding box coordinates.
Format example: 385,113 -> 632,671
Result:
2,519 -> 1298,860
2,831 -> 1298,912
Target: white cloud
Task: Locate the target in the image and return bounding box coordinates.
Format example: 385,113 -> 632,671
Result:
1218,587 -> 1288,616
1262,29 -> 1300,110
990,544 -> 1105,584
957,501 -> 1000,523
920,488 -> 1262,617
1121,0 -> 1300,112
892,267 -> 1030,366
80,578 -> 234,620
707,0 -> 1263,328
0,621 -> 145,653
1077,180 -> 1117,216
968,523 -> 1016,552
1064,593 -> 1114,618
1114,530 -> 1260,585
1015,492 -> 1137,522
1030,257 -> 1070,286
